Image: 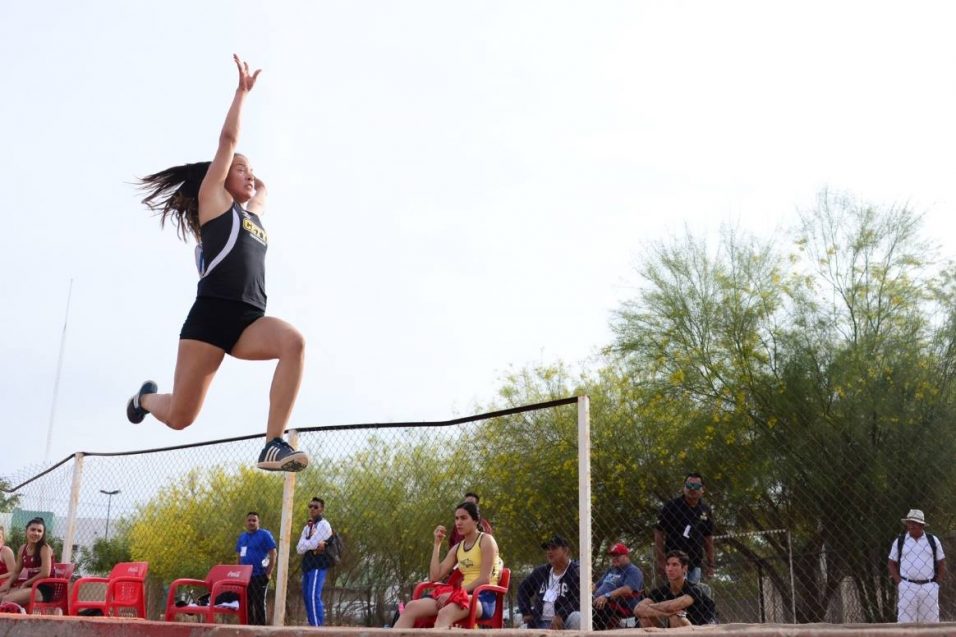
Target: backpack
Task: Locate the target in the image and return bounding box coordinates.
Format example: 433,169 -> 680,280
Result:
325,532 -> 344,566
896,532 -> 939,579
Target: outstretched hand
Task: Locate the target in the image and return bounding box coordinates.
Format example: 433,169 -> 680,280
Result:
233,53 -> 261,92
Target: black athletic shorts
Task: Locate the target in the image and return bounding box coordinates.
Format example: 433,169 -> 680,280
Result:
180,297 -> 265,353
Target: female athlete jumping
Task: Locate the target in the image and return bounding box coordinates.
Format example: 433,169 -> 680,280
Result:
128,55 -> 308,472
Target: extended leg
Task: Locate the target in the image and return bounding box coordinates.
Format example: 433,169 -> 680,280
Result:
393,598 -> 440,628
137,340 -> 225,429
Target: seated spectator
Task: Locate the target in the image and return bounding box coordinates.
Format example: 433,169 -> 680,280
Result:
0,518 -> 53,607
394,501 -> 503,629
591,542 -> 644,630
0,527 -> 16,587
518,535 -> 581,629
448,492 -> 493,548
635,550 -> 716,628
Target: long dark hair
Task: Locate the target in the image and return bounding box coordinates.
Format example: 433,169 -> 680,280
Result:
456,501 -> 481,524
24,517 -> 48,557
138,161 -> 211,242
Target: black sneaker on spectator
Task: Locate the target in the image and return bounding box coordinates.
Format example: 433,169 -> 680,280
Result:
126,381 -> 158,424
257,438 -> 309,472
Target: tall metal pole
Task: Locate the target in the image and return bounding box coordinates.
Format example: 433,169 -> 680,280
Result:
100,489 -> 120,541
45,279 -> 73,462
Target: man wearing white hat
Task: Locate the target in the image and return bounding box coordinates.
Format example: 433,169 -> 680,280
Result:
887,509 -> 946,623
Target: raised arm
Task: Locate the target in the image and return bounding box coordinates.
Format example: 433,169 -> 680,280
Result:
429,525 -> 457,582
198,54 -> 261,224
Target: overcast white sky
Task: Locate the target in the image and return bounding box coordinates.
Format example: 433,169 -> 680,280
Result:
3,1 -> 956,479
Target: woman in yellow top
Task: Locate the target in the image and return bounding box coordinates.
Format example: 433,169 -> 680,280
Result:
395,501 -> 501,628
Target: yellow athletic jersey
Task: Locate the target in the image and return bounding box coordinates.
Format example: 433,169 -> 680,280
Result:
456,532 -> 502,588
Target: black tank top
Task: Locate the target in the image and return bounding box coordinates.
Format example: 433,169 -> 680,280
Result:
195,202 -> 268,309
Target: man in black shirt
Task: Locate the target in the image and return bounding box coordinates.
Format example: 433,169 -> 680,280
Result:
635,551 -> 715,628
654,472 -> 714,584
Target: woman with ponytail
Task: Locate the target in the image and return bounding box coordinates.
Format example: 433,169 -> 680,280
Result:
128,54 -> 308,472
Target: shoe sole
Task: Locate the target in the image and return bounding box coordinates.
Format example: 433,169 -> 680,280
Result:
257,452 -> 309,472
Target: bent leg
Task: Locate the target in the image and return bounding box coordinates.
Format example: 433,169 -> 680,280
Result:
140,340 -> 225,430
393,598 -> 440,628
564,611 -> 581,630
635,599 -> 660,629
434,602 -> 470,628
1,588 -> 32,606
668,614 -> 692,627
231,317 -> 305,439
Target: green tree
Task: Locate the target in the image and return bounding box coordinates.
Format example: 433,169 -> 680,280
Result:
78,529 -> 133,576
0,480 -> 21,513
610,191 -> 956,621
127,466 -> 285,584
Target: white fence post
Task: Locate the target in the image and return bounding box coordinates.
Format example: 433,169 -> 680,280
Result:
273,430 -> 299,626
61,452 -> 84,564
577,395 -> 592,631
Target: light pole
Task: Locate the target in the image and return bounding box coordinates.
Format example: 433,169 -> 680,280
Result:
100,489 -> 120,541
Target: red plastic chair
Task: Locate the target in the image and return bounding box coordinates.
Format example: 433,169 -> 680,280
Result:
164,564 -> 251,624
410,567 -> 511,629
70,561 -> 149,618
27,562 -> 75,615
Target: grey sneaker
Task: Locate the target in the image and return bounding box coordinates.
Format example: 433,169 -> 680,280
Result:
257,438 -> 309,472
126,381 -> 158,424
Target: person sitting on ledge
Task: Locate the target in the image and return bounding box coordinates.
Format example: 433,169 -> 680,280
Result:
635,550 -> 716,628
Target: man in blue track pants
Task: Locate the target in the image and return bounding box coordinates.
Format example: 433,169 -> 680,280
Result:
296,497 -> 332,626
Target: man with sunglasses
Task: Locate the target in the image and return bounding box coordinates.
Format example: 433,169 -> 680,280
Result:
654,473 -> 714,585
296,498 -> 333,626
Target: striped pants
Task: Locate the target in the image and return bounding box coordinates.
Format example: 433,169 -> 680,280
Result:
303,568 -> 327,626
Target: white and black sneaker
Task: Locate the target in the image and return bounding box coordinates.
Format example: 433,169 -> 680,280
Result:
257,438 -> 309,472
126,381 -> 158,424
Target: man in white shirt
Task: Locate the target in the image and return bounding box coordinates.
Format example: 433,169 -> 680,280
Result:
296,498 -> 333,626
887,509 -> 946,623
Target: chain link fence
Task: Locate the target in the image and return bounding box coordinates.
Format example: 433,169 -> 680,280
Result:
2,395 -> 951,626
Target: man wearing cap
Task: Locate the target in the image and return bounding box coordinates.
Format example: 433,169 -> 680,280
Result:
517,535 -> 582,629
655,472 -> 715,585
887,509 -> 946,623
591,542 -> 644,630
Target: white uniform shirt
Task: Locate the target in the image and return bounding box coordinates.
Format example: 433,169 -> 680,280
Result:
296,518 -> 332,555
888,533 -> 945,581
